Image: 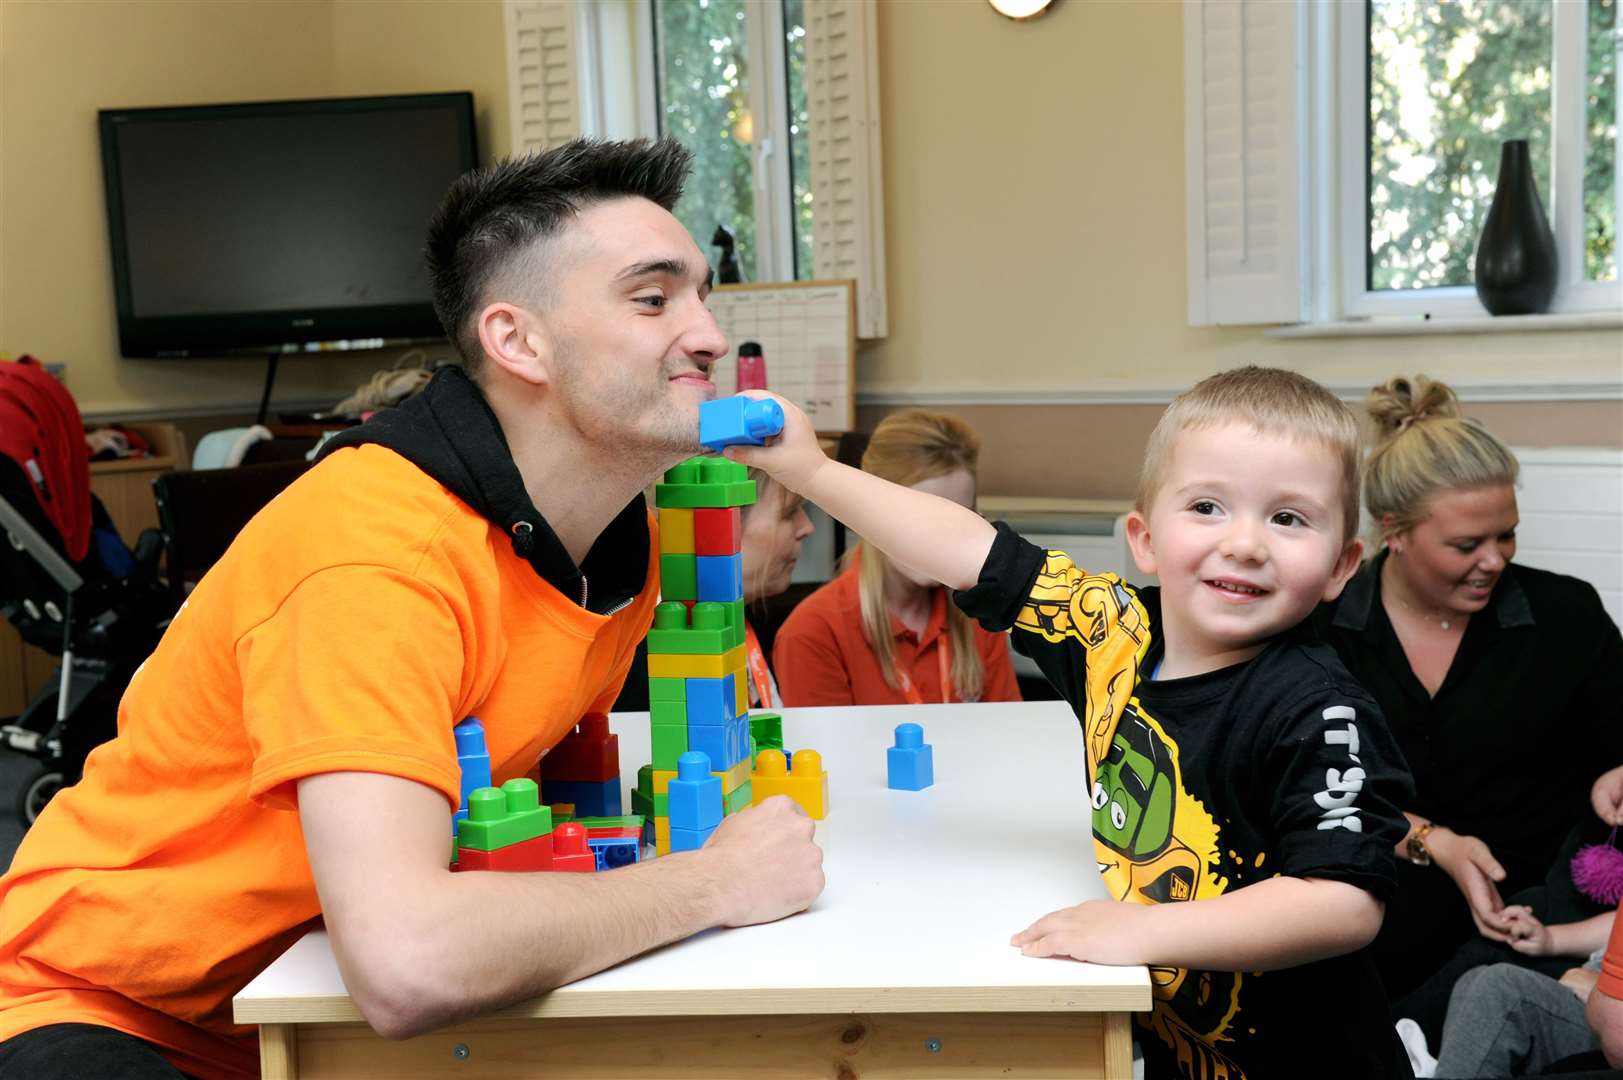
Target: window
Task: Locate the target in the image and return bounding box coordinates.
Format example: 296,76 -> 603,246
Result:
650,0 -> 811,284
1343,0 -> 1619,317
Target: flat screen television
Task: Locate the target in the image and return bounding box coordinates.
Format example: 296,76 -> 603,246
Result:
98,92 -> 477,358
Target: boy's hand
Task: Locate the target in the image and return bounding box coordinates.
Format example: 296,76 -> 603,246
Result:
1010,900 -> 1155,965
722,392 -> 828,496
1593,765 -> 1623,827
1506,908 -> 1555,956
1428,827 -> 1513,942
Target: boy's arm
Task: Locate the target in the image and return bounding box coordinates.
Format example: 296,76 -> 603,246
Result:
727,394 -> 997,592
1012,877 -> 1383,971
1509,909 -> 1618,958
299,771 -> 824,1040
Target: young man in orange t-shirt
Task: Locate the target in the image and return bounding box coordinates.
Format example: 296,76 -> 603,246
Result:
0,140 -> 824,1080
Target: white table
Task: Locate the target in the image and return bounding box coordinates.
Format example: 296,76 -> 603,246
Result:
235,701 -> 1151,1078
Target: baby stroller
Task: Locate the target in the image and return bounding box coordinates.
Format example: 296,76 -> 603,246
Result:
0,358 -> 170,824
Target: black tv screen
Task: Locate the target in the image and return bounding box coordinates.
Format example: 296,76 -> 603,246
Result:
99,92 -> 477,357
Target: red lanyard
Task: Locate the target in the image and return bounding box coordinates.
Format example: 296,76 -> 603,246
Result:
895,636 -> 952,705
742,621 -> 776,710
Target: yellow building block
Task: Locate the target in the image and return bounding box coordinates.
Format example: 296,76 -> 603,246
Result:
652,769 -> 676,795
659,508 -> 694,554
655,815 -> 670,855
648,643 -> 747,680
734,669 -> 748,715
750,749 -> 828,820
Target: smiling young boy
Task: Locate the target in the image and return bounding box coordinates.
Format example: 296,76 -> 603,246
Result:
732,367 -> 1416,1079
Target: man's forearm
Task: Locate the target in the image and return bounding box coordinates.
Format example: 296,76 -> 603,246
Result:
1134,877 -> 1384,972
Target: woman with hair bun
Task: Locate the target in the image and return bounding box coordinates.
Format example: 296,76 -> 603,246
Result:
772,410 -> 1021,707
1316,376 -> 1623,1031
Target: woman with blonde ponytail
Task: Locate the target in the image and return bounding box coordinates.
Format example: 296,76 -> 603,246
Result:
1315,375 -> 1623,1045
772,411 -> 1021,707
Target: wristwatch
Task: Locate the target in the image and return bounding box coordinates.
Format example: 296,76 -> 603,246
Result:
1407,821 -> 1437,866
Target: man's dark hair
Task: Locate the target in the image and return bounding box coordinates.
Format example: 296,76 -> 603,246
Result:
425,138 -> 693,371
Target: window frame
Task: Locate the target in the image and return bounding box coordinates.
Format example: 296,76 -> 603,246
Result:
641,0 -> 802,285
1334,0 -> 1622,320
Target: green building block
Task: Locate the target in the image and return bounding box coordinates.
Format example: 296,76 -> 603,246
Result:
724,782 -> 752,815
650,677 -> 685,702
725,599 -> 746,649
630,786 -> 654,822
651,700 -> 686,726
750,712 -> 784,752
456,779 -> 552,852
635,764 -> 670,817
654,456 -> 758,510
651,722 -> 688,770
660,555 -> 697,600
647,601 -> 731,655
576,815 -> 645,831
551,807 -> 576,824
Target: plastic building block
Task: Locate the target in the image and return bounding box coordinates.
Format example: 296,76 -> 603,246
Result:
588,835 -> 641,870
695,554 -> 744,604
578,815 -> 644,838
658,507 -> 695,554
541,712 -> 619,783
887,722 -> 935,791
647,645 -> 746,681
454,833 -> 554,873
651,720 -> 687,771
649,677 -> 686,702
749,712 -> 784,753
542,777 -> 622,818
630,784 -> 655,823
681,674 -> 737,726
727,715 -> 750,770
693,507 -> 743,556
659,554 -> 698,601
457,780 -> 553,851
653,457 -> 758,510
734,668 -> 749,716
654,815 -> 671,855
687,726 -> 730,773
750,749 -> 829,820
549,822 -> 597,873
725,598 -> 746,649
650,700 -> 687,726
669,825 -> 714,853
454,718 -> 492,812
647,601 -> 731,655
724,782 -> 752,815
668,751 -> 723,832
550,804 -> 576,822
698,395 -> 785,451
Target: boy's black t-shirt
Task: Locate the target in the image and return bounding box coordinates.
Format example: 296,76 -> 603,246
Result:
957,525 -> 1416,1080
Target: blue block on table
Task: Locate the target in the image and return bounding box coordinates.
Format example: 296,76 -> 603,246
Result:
668,751 -> 723,832
454,717 -> 491,811
542,777 -> 622,817
588,836 -> 641,871
685,674 -> 735,727
669,824 -> 716,853
887,722 -> 935,791
688,725 -> 731,773
696,554 -> 744,603
698,395 -> 785,451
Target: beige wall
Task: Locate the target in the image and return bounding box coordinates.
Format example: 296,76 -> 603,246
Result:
0,0 -> 506,419
859,1 -> 1622,440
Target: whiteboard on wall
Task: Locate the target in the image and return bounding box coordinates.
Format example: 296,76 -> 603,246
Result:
706,280 -> 855,433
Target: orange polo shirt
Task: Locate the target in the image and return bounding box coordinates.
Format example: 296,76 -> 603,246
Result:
0,444 -> 658,1079
772,559 -> 1021,707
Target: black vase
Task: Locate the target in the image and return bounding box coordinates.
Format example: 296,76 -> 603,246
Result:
1474,139 -> 1558,315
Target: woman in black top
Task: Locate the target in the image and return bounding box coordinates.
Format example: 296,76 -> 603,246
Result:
1316,376 -> 1623,1028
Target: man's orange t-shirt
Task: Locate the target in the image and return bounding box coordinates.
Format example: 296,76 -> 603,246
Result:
0,445 -> 658,1078
772,558 -> 1021,707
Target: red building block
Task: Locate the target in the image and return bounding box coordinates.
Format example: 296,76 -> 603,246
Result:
549,822 -> 597,873
453,833 -> 555,872
540,713 -> 620,783
693,507 -> 742,556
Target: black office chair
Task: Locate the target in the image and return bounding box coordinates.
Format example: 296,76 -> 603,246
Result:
152,460 -> 309,601
0,459 -> 170,822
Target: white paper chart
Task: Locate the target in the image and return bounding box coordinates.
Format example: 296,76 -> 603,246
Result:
706,280 -> 855,433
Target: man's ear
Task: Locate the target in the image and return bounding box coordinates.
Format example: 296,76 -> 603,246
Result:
1125,509 -> 1157,576
1321,537 -> 1365,602
475,302 -> 551,388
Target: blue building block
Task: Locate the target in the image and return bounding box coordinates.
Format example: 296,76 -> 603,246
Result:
887,722 -> 935,791
727,715 -> 750,770
669,825 -> 716,853
455,717 -> 492,811
688,725 -> 733,772
668,750 -> 723,832
588,836 -> 642,871
685,674 -> 736,727
542,777 -> 623,817
698,395 -> 785,452
696,554 -> 744,604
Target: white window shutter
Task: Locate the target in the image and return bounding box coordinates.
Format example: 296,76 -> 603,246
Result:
505,0 -> 584,157
1184,0 -> 1308,326
805,0 -> 888,339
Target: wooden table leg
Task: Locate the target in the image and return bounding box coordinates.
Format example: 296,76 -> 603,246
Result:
1103,1011 -> 1134,1079
259,1023 -> 298,1079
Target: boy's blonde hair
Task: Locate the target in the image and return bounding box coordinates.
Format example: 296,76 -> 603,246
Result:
1362,375 -> 1519,545
1136,366 -> 1362,542
851,410 -> 987,702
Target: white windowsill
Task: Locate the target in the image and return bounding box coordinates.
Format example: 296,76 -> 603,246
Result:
1265,311 -> 1623,339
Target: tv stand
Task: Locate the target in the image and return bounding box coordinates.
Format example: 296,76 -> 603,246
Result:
256,352 -> 280,427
